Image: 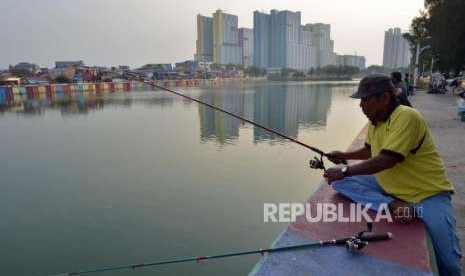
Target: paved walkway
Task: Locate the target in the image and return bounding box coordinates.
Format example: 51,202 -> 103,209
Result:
410,90 -> 465,270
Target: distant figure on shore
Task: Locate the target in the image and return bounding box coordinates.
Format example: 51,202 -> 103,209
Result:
404,73 -> 414,95
391,71 -> 412,107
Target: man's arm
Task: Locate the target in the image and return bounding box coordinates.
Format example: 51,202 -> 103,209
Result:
346,153 -> 398,176
344,145 -> 372,160
326,145 -> 371,164
324,153 -> 399,184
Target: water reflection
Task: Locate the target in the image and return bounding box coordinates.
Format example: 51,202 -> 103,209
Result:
0,82 -> 335,144
197,87 -> 249,145
197,83 -> 332,145
0,92 -> 176,116
253,84 -> 331,142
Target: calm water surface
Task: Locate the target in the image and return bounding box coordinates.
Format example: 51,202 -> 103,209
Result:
0,81 -> 366,276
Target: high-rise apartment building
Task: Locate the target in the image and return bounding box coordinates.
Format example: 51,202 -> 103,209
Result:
304,23 -> 336,68
253,11 -> 271,68
196,15 -> 214,62
239,28 -> 254,68
212,10 -> 242,65
382,27 -> 411,69
253,10 -> 318,70
336,55 -> 366,70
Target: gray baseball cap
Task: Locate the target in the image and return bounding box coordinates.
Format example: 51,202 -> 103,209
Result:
350,74 -> 394,99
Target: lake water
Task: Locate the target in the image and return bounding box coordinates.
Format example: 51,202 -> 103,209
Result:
0,81 -> 366,276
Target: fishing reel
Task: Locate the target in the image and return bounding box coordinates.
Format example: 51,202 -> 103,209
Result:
309,154 -> 326,171
345,237 -> 368,252
345,223 -> 374,252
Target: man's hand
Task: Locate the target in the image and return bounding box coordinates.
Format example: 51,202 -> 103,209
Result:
326,151 -> 348,165
324,166 -> 345,184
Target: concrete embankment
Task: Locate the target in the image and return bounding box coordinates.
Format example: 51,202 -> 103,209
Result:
410,90 -> 465,270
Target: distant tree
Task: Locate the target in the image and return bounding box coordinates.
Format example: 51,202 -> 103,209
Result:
366,65 -> 385,72
244,66 -> 267,77
409,0 -> 465,72
225,63 -> 236,70
320,65 -> 359,76
55,75 -> 71,84
292,71 -> 305,78
280,68 -> 294,78
320,65 -> 338,75
210,63 -> 223,71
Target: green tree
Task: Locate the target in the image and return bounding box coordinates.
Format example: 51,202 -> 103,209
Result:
320,65 -> 359,77
55,75 -> 71,84
292,71 -> 305,79
409,0 -> 465,72
280,68 -> 294,78
244,66 -> 266,77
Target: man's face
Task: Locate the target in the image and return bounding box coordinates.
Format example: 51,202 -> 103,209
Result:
359,92 -> 389,123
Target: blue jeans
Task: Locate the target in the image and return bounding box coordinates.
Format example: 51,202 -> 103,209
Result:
332,175 -> 462,276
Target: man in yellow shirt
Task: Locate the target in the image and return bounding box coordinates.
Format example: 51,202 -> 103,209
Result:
324,74 -> 462,276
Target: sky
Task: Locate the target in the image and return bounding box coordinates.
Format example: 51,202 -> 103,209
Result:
0,0 -> 425,69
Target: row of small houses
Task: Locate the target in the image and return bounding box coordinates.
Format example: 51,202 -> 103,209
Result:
0,78 -> 245,101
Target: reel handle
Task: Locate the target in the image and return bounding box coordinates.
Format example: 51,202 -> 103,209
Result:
360,232 -> 393,242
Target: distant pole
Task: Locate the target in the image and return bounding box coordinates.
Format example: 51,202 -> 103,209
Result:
413,43 -> 420,87
430,56 -> 435,79
413,43 -> 430,87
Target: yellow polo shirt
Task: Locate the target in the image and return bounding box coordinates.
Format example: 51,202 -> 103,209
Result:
365,105 -> 453,203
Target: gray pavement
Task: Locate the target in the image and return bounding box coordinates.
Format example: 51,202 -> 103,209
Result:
410,90 -> 465,270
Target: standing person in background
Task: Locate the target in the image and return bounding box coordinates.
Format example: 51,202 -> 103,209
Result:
391,71 -> 412,106
404,73 -> 414,95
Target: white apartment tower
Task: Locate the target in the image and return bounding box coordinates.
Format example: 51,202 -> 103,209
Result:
304,23 -> 337,68
383,27 -> 411,69
213,10 -> 242,65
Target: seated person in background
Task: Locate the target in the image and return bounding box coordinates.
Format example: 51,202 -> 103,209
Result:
391,71 -> 412,106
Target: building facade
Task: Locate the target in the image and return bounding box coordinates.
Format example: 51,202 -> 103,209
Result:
239,28 -> 254,68
212,10 -> 242,65
304,23 -> 336,68
55,61 -> 84,69
253,10 -> 336,70
196,15 -> 214,63
336,55 -> 366,70
253,11 -> 271,68
9,62 -> 40,75
382,27 -> 411,69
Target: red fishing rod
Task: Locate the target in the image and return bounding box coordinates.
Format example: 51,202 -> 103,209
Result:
125,73 -> 332,170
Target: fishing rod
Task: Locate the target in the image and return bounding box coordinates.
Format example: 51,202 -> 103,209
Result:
49,223 -> 392,276
125,73 -> 333,170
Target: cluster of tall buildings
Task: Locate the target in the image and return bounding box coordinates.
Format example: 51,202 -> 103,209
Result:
382,27 -> 411,69
196,10 -> 251,67
195,9 -> 366,71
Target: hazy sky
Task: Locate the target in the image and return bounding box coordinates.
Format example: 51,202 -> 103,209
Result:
0,0 -> 425,69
